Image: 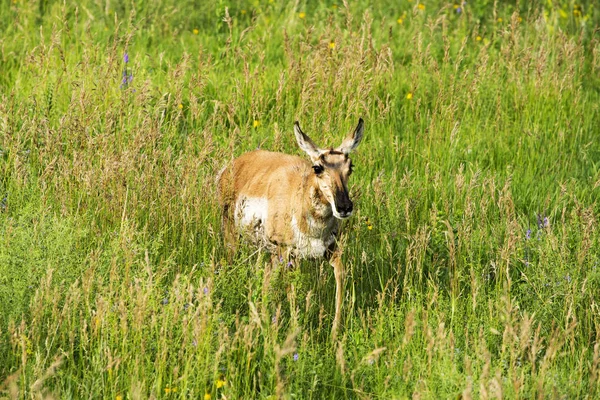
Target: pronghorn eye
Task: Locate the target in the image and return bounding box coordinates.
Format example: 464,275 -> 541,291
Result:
312,165 -> 324,174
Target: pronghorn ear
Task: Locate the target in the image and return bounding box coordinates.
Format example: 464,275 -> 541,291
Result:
337,118 -> 364,155
294,121 -> 322,160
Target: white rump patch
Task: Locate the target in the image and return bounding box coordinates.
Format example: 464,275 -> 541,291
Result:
235,196 -> 269,232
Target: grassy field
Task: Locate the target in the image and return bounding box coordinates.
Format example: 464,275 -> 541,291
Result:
1,0 -> 600,398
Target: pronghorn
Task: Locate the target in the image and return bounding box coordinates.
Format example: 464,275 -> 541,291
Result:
217,118 -> 364,338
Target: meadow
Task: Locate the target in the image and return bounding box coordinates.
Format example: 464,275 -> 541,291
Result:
1,0 -> 600,398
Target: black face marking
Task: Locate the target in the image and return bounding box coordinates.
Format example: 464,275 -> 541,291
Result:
313,165 -> 324,174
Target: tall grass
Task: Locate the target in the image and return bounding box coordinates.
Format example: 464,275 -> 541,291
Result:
1,0 -> 599,398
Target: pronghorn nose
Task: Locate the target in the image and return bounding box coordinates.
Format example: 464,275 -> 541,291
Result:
337,201 -> 353,215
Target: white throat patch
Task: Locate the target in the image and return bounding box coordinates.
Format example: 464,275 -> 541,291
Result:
291,215 -> 336,258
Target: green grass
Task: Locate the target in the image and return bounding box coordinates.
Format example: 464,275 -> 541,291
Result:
1,0 -> 600,398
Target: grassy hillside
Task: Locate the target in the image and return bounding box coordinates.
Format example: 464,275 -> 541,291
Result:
1,0 -> 599,398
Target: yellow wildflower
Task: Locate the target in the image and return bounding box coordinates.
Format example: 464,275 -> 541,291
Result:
397,18 -> 403,24
453,4 -> 459,9
178,104 -> 183,110
497,17 -> 503,22
417,4 -> 425,10
367,224 -> 373,230
559,9 -> 568,18
253,120 -> 260,128
204,394 -> 211,400
193,28 -> 199,35
116,396 -> 123,400
517,16 -> 523,22
298,12 -> 306,19
332,4 -> 338,9
216,379 -> 226,389
241,9 -> 247,14
329,42 -> 336,49
20,335 -> 33,355
573,9 -> 581,17
164,387 -> 178,394
406,92 -> 413,100
476,35 -> 482,41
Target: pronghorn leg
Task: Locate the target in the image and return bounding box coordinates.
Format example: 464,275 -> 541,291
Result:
270,251 -> 282,268
222,203 -> 237,260
329,248 -> 344,341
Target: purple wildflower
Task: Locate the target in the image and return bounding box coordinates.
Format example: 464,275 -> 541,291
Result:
537,214 -> 543,229
456,7 -> 462,13
293,353 -> 299,361
543,217 -> 549,228
526,229 -> 531,240
120,53 -> 133,89
272,315 -> 277,324
203,287 -> 209,295
161,298 -> 169,305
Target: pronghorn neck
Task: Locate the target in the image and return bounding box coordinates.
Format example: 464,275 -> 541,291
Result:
299,170 -> 337,232
286,169 -> 339,258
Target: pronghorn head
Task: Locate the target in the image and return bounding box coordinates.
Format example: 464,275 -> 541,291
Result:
293,118 -> 364,220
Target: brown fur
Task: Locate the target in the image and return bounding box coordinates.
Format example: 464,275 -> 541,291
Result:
217,150 -> 346,256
